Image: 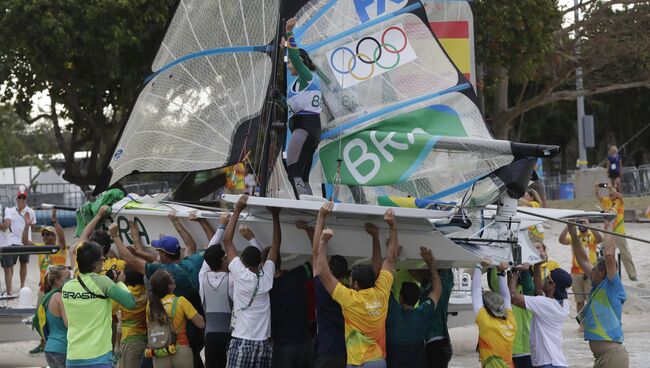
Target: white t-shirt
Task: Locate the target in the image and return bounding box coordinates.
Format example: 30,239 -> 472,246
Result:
524,295 -> 570,367
3,205 -> 36,246
228,256 -> 275,340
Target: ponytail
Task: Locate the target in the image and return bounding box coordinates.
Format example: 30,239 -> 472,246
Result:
148,269 -> 173,323
44,265 -> 68,293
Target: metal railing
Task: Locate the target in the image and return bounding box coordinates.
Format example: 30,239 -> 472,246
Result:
543,165 -> 650,200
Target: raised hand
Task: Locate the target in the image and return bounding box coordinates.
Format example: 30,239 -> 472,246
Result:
98,205 -> 110,217
168,210 -> 178,221
319,201 -> 334,217
108,223 -> 119,238
50,208 -> 57,223
295,220 -> 310,230
239,224 -> 255,241
320,228 -> 334,242
497,262 -> 509,273
188,211 -> 199,222
420,246 -> 434,264
514,263 -> 530,272
364,223 -> 378,237
286,17 -> 297,32
235,194 -> 249,212
23,212 -> 31,224
220,212 -> 230,225
384,209 -> 396,228
480,258 -> 492,268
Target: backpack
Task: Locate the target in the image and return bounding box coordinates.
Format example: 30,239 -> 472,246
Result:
33,287 -> 61,340
147,296 -> 180,350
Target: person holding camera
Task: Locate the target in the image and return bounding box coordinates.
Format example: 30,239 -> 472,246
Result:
62,241 -> 136,367
594,183 -> 637,281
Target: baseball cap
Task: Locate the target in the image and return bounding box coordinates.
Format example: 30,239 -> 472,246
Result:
16,190 -> 28,199
40,226 -> 56,235
550,268 -> 572,300
482,290 -> 506,318
151,236 -> 181,255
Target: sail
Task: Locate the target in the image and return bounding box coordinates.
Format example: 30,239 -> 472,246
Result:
289,0 -> 514,204
104,0 -> 280,186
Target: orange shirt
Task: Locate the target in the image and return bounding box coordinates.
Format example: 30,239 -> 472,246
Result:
564,231 -> 599,274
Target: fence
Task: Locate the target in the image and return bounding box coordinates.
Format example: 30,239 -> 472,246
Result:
543,165 -> 650,200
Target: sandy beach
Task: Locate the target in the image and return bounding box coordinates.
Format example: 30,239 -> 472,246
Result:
1,222 -> 649,367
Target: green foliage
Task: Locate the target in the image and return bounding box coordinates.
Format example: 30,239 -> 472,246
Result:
0,0 -> 176,184
475,0 -> 561,82
0,105 -> 45,167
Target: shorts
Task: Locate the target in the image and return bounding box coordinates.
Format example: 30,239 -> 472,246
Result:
19,254 -> 29,263
608,171 -> 621,179
593,344 -> 629,368
227,337 -> 272,368
571,273 -> 591,303
45,352 -> 66,368
0,254 -> 17,268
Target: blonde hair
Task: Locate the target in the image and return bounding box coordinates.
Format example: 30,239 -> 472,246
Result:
44,265 -> 68,293
526,188 -> 542,205
608,145 -> 618,155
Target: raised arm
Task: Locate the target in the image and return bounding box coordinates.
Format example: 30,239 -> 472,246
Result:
365,223 -> 382,277
533,262 -> 543,296
209,212 -> 230,246
382,209 -> 398,272
317,228 -> 339,295
22,212 -> 34,246
189,211 -> 215,245
168,211 -> 197,258
558,226 -> 570,245
602,230 -> 618,281
568,223 -> 593,275
128,220 -> 157,263
497,263 -> 511,309
509,270 -> 526,309
81,205 -> 109,243
312,201 -> 333,274
0,210 -> 10,231
52,209 -> 66,250
421,247 -> 442,306
109,223 -> 146,275
472,261 -> 487,315
265,207 -> 282,264
295,220 -> 315,244
592,227 -> 603,244
609,187 -> 624,203
224,195 -> 248,264
285,17 -> 312,87
594,183 -> 605,202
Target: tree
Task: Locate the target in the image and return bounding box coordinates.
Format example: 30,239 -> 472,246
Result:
0,105 -> 45,168
475,0 -> 650,139
0,0 -> 175,188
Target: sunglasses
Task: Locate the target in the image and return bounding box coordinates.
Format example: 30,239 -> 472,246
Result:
42,232 -> 56,237
16,196 -> 26,200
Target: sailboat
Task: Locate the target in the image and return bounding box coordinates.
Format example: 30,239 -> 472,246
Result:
92,0 -> 605,283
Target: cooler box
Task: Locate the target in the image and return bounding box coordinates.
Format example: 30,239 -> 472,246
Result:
559,182 -> 575,200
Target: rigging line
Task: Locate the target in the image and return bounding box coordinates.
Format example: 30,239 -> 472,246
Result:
321,82 -> 472,139
516,208 -> 650,245
218,1 -> 253,119
238,0 -> 258,107
178,0 -> 242,126
596,122 -> 650,166
154,43 -> 243,128
145,92 -> 228,138
303,2 -> 422,53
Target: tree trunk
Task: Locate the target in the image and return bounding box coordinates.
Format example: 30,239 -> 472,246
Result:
491,67 -> 510,139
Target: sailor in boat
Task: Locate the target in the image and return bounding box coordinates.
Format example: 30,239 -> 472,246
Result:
283,17 -> 322,198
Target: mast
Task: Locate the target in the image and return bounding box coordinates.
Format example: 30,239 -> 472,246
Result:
258,0 -> 285,197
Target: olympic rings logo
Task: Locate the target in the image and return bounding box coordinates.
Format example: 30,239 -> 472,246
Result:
329,26 -> 409,81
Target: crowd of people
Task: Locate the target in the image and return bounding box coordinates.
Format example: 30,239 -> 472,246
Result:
1,184 -> 635,368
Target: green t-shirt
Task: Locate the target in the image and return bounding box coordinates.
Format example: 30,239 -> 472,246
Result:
62,273 -> 135,365
420,269 -> 454,340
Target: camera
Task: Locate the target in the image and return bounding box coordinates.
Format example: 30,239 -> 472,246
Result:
598,183 -> 608,188
105,265 -> 118,282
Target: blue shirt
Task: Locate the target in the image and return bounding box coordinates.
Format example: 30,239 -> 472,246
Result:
314,276 -> 346,357
581,274 -> 626,343
386,293 -> 435,349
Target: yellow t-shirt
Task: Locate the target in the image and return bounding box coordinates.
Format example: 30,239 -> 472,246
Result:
540,260 -> 560,279
72,241 -> 126,277
36,242 -> 67,291
526,201 -> 544,241
476,308 -> 516,368
332,269 -> 393,365
146,294 -> 198,346
564,231 -> 598,274
113,284 -> 148,343
600,197 -> 625,234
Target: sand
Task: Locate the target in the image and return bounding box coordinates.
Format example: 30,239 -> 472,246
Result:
1,223 -> 649,367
